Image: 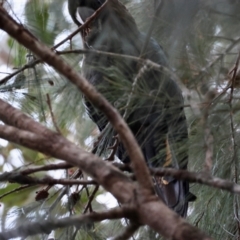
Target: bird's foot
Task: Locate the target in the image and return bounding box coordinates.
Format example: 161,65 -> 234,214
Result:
154,176 -> 169,186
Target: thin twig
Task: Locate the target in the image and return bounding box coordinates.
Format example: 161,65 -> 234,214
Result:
0,185 -> 33,200
84,186 -> 93,212
150,167 -> 240,195
83,185 -> 99,213
6,173 -> 97,186
21,162 -> 73,175
0,163 -> 73,182
46,94 -> 62,134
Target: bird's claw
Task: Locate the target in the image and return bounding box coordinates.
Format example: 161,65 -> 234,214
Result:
154,176 -> 169,186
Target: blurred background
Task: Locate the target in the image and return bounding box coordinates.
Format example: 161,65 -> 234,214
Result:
1,0 -> 240,239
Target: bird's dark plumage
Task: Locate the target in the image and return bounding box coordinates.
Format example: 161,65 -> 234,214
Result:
68,0 -> 194,217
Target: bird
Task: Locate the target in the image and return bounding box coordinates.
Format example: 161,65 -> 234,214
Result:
68,0 -> 195,217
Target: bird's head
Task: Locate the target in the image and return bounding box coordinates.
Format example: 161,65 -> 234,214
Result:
68,0 -> 139,44
68,0 -> 105,26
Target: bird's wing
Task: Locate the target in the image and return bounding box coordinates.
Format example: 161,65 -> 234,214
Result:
68,0 -> 194,218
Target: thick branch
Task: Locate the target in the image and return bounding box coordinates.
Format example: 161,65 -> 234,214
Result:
0,123 -> 134,204
139,200 -> 212,240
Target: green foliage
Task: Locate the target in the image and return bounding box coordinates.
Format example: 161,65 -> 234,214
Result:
25,0 -> 53,45
7,38 -> 27,67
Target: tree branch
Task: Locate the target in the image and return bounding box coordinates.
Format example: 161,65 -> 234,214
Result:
0,207 -> 128,240
113,162 -> 240,195
151,167 -> 240,195
22,162 -> 73,174
0,122 -> 135,204
6,173 -> 97,186
0,162 -> 73,180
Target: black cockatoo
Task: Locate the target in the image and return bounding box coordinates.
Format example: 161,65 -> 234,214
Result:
68,0 -> 194,217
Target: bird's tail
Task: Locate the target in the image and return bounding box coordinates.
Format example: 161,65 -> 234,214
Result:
152,138 -> 196,217
153,176 -> 189,217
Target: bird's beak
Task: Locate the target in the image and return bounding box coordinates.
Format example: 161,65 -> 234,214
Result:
77,6 -> 95,25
